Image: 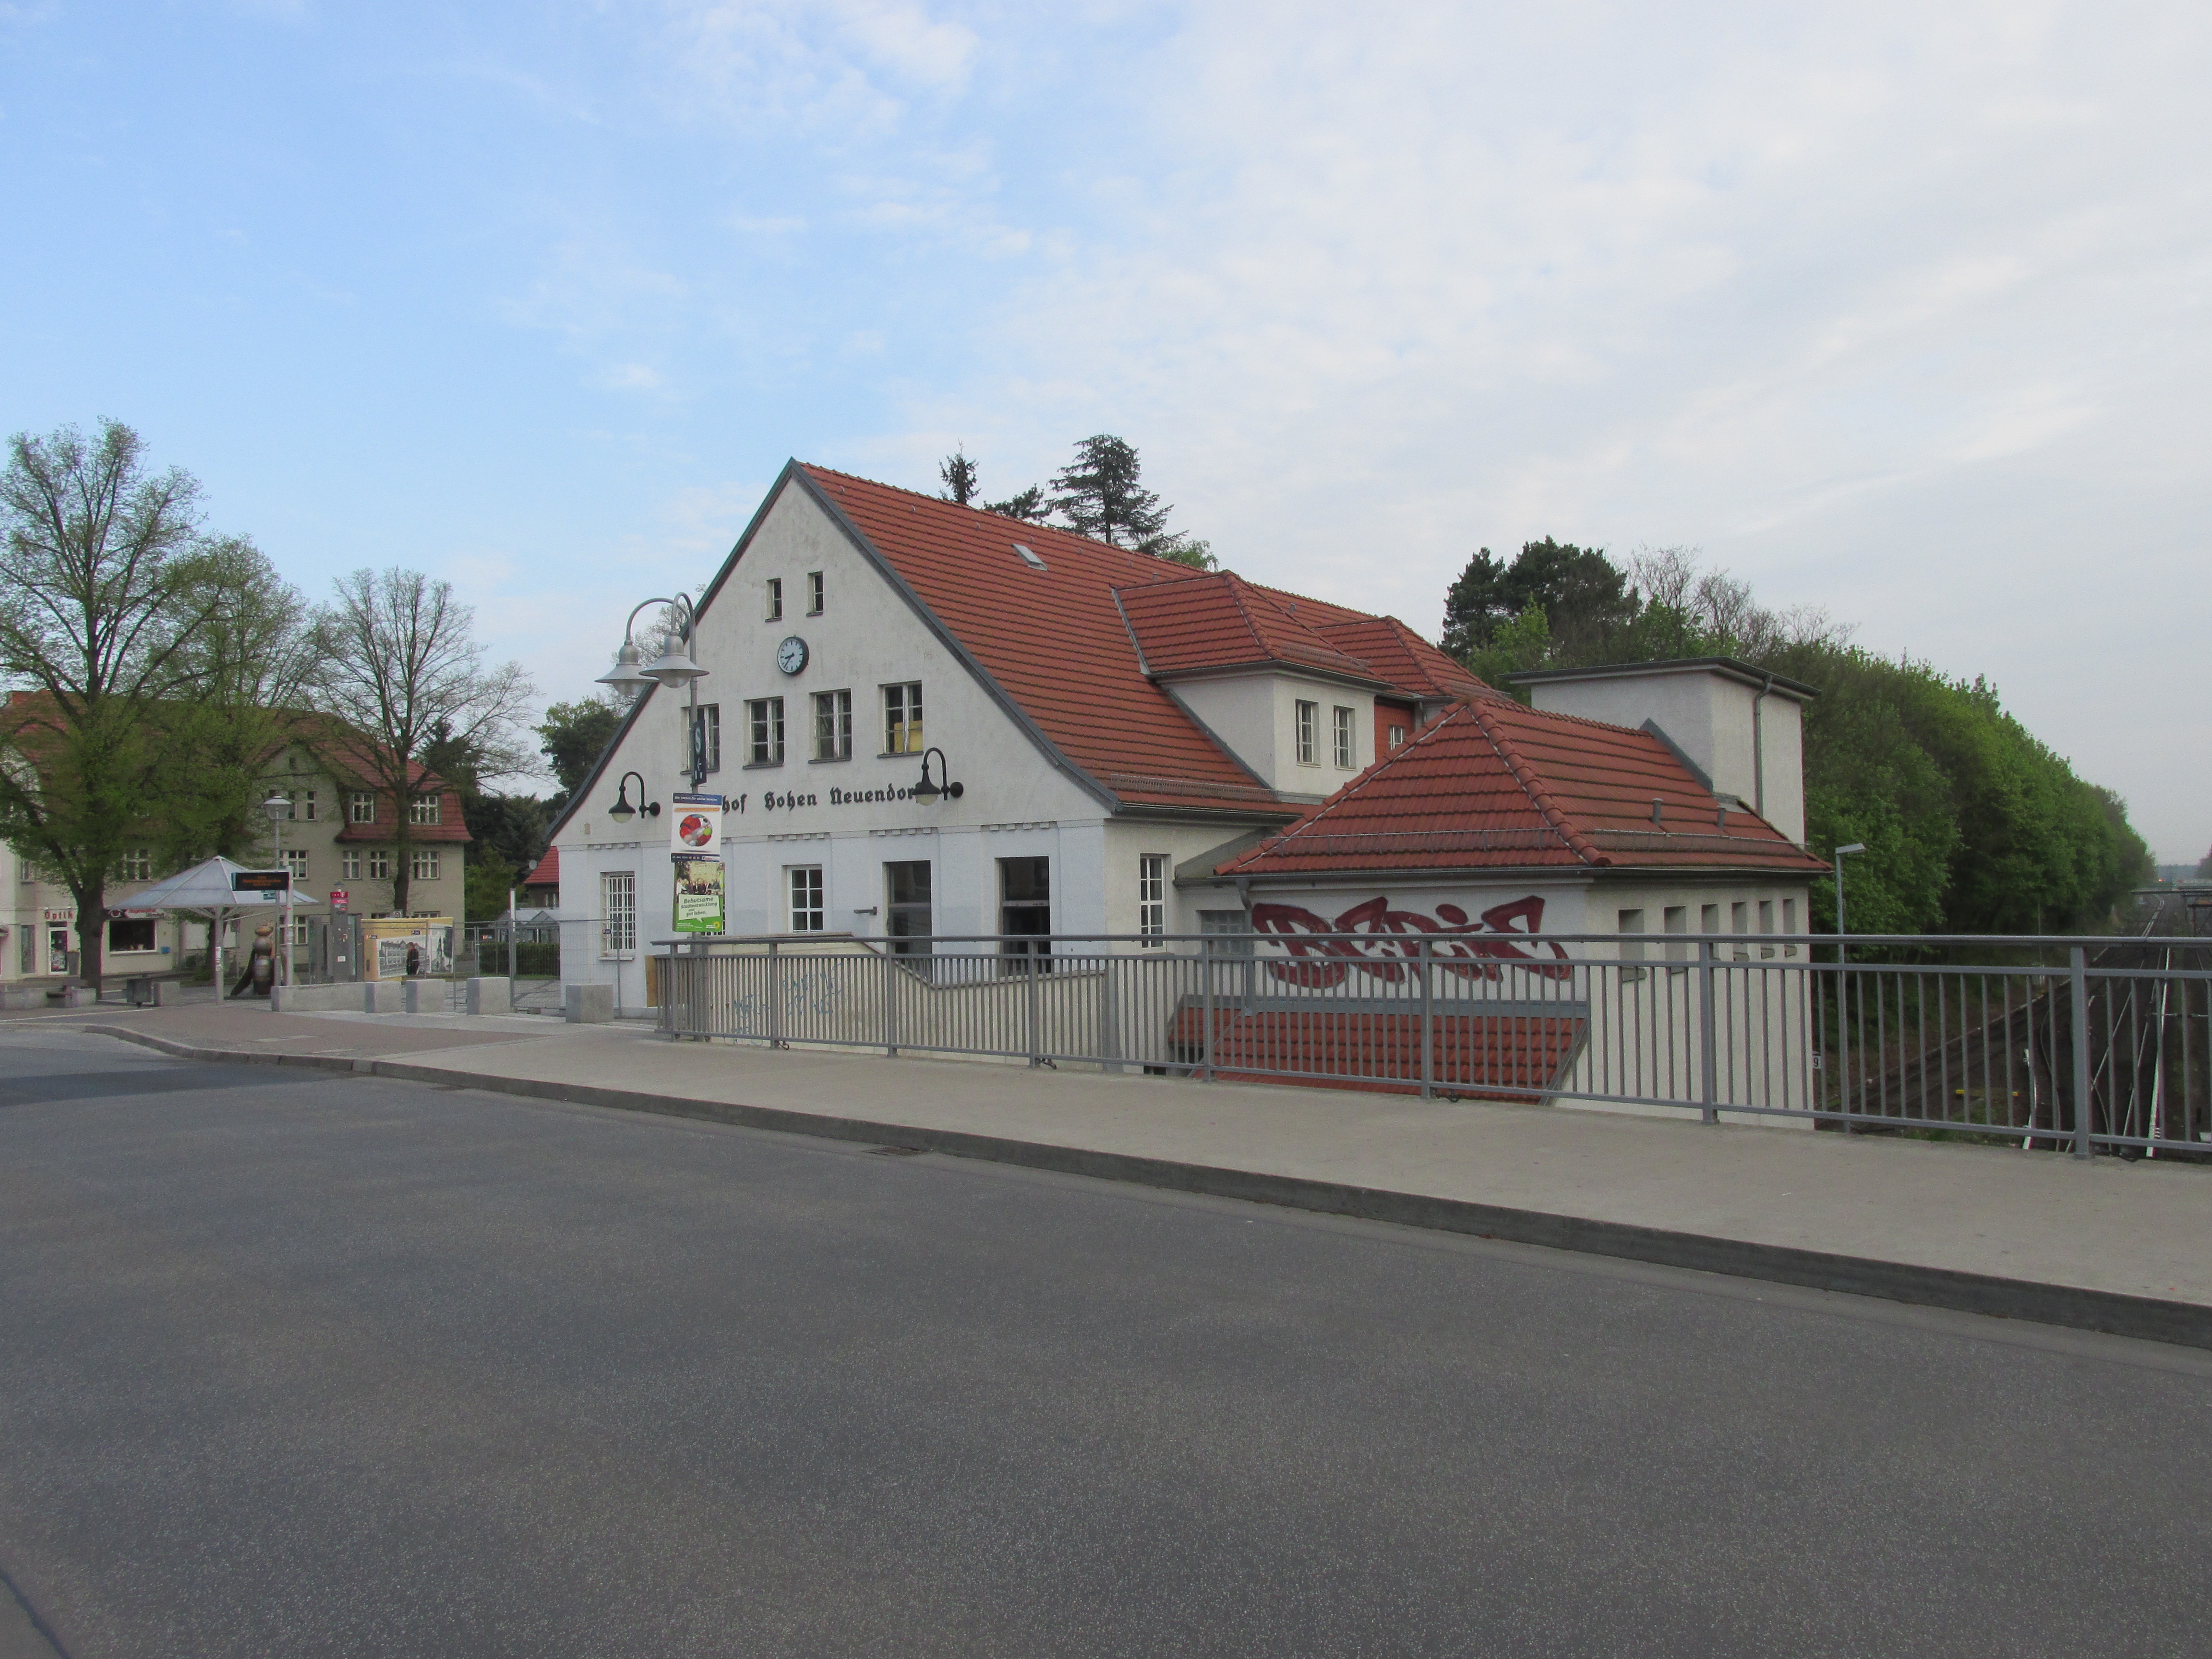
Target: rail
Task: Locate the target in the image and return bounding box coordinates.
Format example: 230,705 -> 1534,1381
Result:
645,926 -> 2212,1157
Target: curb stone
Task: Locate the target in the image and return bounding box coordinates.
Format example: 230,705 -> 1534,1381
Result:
84,1023 -> 2212,1353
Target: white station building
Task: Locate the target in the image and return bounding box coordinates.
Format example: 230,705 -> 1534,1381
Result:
548,462 -> 1827,1018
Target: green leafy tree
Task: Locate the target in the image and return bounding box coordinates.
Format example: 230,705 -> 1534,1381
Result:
536,696 -> 624,809
0,421 -> 252,989
1464,603 -> 1553,692
156,537 -> 315,869
1443,538 -> 1635,662
464,846 -> 520,922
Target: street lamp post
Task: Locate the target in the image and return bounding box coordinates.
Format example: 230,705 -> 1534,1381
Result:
263,793 -> 294,988
597,593 -> 710,788
1833,842 -> 1868,960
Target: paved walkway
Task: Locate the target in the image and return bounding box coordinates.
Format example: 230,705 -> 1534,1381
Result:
65,1000 -> 2212,1347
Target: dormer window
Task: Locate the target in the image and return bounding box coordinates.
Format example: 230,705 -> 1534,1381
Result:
1295,700 -> 1318,766
1332,706 -> 1355,769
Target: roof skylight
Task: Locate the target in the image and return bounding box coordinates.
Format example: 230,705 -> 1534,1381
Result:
1012,543 -> 1046,571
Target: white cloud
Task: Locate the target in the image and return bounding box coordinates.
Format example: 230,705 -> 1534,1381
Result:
893,0 -> 2212,853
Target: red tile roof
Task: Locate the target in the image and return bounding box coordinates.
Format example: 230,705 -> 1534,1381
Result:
1115,571 -> 1386,683
524,847 -> 560,890
790,465 -> 1498,817
1218,699 -> 1828,876
1310,616 -> 1490,701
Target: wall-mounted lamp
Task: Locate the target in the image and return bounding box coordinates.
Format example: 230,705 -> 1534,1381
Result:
607,771 -> 661,823
911,746 -> 964,804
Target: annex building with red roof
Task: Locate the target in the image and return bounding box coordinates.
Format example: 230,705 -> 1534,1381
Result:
549,462 -> 1827,1063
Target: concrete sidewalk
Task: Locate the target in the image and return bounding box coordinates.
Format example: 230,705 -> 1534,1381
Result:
71,1001 -> 2212,1349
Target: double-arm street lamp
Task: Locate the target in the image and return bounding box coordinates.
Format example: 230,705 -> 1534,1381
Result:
596,592 -> 710,791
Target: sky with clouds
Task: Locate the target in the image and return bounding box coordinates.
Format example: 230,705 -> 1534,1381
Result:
3,1 -> 2207,857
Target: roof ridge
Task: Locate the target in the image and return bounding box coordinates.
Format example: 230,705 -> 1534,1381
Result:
1464,698 -> 1610,868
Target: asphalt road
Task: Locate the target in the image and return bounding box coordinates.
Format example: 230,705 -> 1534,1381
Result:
2,1027 -> 2209,1658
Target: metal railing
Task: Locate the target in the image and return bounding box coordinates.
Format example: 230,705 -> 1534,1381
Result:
649,929 -> 2212,1157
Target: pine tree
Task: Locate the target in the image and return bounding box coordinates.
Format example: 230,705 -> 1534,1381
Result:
938,451 -> 980,506
985,484 -> 1050,523
1048,435 -> 1170,548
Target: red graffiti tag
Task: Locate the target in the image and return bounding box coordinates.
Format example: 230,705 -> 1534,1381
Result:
1247,895 -> 1573,986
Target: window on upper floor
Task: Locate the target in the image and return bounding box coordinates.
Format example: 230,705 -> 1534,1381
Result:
283,849 -> 309,880
747,697 -> 785,766
1295,700 -> 1318,765
342,851 -> 362,880
766,577 -> 783,622
301,789 -> 318,821
813,690 -> 852,760
119,848 -> 152,882
884,682 -> 924,755
410,793 -> 441,826
367,849 -> 392,880
1332,706 -> 1355,769
349,791 -> 376,824
411,850 -> 441,881
692,703 -> 721,774
807,570 -> 825,614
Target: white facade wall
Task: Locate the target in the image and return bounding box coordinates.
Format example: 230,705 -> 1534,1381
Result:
1527,667 -> 1809,844
1170,674 -> 1377,797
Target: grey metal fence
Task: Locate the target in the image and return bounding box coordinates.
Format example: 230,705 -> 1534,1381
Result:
650,929 -> 2212,1156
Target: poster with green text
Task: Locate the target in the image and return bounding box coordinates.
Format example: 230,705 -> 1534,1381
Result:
673,860 -> 724,934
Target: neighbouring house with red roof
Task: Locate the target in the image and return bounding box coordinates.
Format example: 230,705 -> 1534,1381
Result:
0,693 -> 469,984
545,462 -> 1827,1087
522,847 -> 560,909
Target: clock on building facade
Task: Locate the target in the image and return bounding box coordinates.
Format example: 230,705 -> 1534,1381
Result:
776,636 -> 809,675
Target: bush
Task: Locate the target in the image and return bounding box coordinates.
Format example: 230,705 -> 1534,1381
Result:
476,940 -> 560,977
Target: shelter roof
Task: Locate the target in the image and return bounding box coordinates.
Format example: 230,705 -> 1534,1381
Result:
1216,699 -> 1830,878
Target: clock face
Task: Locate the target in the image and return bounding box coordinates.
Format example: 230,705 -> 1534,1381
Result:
776,635 -> 809,675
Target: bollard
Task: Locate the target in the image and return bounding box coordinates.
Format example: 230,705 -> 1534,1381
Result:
465,977 -> 511,1016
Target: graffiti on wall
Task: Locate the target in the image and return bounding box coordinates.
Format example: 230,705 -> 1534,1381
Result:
1249,895 -> 1573,986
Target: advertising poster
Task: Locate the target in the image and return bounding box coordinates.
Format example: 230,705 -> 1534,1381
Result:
670,793 -> 723,861
361,916 -> 455,981
673,860 -> 725,934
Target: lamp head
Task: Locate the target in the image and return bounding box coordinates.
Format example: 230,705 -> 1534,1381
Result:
261,794 -> 292,823
642,634 -> 707,686
1835,842 -> 1868,856
595,639 -> 656,699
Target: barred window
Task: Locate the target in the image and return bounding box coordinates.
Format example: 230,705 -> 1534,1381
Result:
410,850 -> 441,881
1295,700 -> 1318,765
789,866 -> 824,933
349,791 -> 376,824
602,871 -> 636,954
813,689 -> 852,761
883,683 -> 924,755
747,697 -> 785,766
1138,854 -> 1166,944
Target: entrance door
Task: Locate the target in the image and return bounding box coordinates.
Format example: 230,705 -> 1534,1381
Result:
47,927 -> 70,975
885,861 -> 932,956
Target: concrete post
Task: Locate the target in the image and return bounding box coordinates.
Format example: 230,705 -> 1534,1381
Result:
465,977 -> 511,1016
565,983 -> 614,1024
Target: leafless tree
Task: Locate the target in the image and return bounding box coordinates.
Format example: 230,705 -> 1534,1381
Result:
309,569 -> 534,917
